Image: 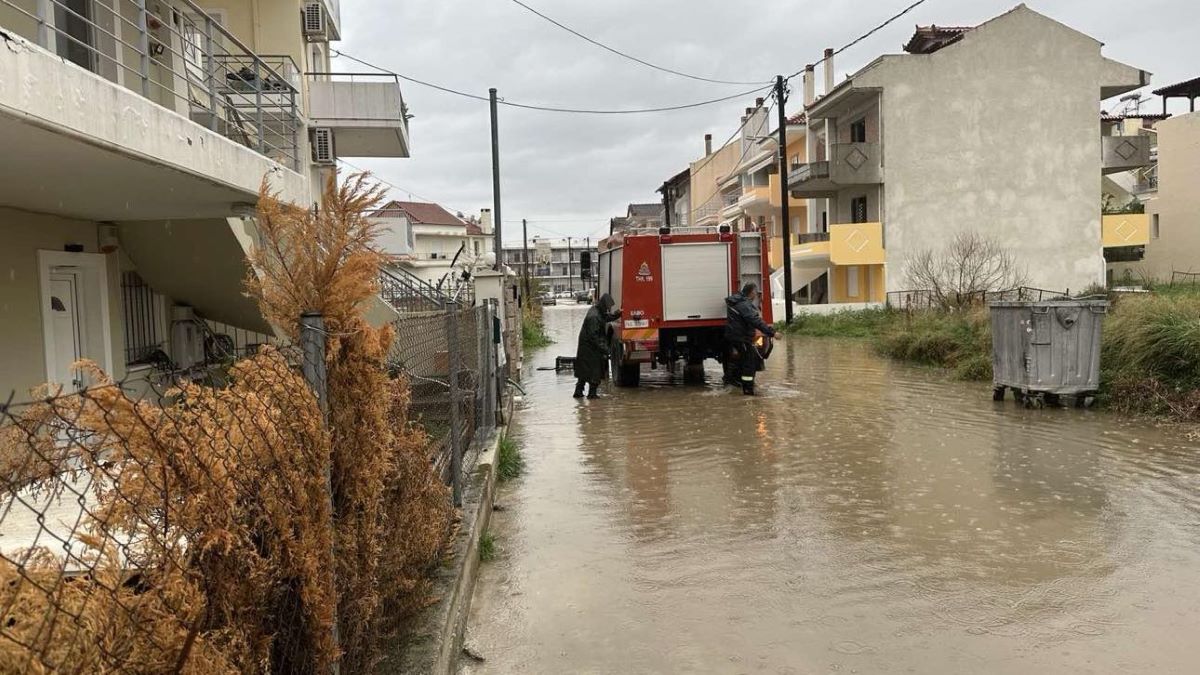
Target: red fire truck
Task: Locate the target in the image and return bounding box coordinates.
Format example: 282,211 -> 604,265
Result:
596,224 -> 773,387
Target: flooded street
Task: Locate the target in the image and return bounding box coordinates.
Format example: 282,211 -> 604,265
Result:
461,305 -> 1200,674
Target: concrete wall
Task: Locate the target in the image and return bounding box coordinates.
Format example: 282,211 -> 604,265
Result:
856,6 -> 1112,294
1113,112 -> 1200,281
689,142 -> 740,220
0,209 -> 124,397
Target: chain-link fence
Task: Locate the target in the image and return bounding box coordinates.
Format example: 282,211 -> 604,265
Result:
0,303 -> 503,671
386,301 -> 501,506
885,286 -> 1068,310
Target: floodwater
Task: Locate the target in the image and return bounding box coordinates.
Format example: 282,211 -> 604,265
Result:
460,305 -> 1200,674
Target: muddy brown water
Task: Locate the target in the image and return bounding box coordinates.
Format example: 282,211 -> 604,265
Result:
460,305 -> 1200,674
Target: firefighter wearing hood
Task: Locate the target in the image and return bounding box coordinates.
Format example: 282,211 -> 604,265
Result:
574,293 -> 618,399
724,283 -> 776,396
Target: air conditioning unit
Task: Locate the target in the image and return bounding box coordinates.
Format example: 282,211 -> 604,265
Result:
311,127 -> 335,164
302,2 -> 328,41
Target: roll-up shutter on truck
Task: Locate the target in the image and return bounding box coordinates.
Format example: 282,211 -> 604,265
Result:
660,243 -> 730,321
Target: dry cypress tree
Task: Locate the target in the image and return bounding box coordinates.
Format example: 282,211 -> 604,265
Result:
249,171 -> 452,671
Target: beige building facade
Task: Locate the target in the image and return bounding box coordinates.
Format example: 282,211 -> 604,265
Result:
791,5 -> 1150,307
0,0 -> 409,397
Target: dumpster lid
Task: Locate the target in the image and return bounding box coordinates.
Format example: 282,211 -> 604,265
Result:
988,299 -> 1109,308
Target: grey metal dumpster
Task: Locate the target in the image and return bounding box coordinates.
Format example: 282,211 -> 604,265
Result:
989,299 -> 1108,407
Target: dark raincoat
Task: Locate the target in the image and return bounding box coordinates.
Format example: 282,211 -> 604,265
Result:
724,292 -> 775,343
574,294 -> 615,384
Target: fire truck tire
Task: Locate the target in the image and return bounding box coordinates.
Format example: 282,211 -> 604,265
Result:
617,363 -> 641,387
611,343 -> 640,387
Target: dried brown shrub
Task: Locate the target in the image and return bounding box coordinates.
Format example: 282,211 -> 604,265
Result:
250,171 -> 453,671
0,352 -> 338,673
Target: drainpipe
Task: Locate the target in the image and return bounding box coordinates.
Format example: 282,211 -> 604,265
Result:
824,48 -> 835,96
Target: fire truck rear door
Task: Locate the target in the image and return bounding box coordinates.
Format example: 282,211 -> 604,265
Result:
661,242 -> 730,321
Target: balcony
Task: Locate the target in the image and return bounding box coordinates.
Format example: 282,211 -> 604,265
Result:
792,223 -> 885,268
1102,213 -> 1149,262
307,73 -> 410,158
789,143 -> 882,198
0,0 -> 309,219
738,185 -> 772,212
719,188 -> 743,218
768,173 -> 807,209
1102,135 -> 1152,173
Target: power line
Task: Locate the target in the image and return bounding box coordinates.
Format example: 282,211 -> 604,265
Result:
687,99 -> 775,221
787,0 -> 932,80
331,50 -> 770,115
506,0 -> 769,87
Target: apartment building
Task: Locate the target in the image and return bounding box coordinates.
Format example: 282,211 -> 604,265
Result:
789,4 -> 1150,307
1109,108 -> 1200,283
657,168 -> 690,228
0,0 -> 409,396
373,201 -> 494,285
715,110 -> 807,272
502,238 -> 599,295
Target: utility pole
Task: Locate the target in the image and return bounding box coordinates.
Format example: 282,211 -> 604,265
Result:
489,88 -> 502,269
521,218 -> 531,300
585,236 -> 592,295
776,75 -> 794,324
567,237 -> 574,293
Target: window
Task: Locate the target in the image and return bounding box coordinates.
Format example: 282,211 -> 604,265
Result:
121,271 -> 166,366
846,265 -> 860,297
821,211 -> 829,232
850,118 -> 867,143
474,240 -> 481,255
1152,214 -> 1160,239
850,196 -> 868,224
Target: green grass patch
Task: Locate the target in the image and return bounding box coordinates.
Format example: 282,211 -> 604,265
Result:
873,308 -> 993,381
1100,292 -> 1200,419
478,531 -> 496,562
497,435 -> 524,481
776,307 -> 895,338
522,315 -> 553,349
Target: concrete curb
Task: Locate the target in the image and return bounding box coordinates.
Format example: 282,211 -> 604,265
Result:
387,427 -> 504,674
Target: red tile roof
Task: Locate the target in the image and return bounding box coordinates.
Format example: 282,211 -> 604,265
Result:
465,222 -> 484,235
903,24 -> 973,54
373,200 -> 465,226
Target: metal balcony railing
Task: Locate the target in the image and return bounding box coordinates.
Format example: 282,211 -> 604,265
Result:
798,232 -> 831,244
2,0 -> 301,170
379,266 -> 462,313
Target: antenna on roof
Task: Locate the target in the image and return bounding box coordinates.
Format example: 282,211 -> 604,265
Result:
1119,93 -> 1143,115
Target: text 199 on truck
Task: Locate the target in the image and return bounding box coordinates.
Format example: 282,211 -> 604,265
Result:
597,224 -> 773,387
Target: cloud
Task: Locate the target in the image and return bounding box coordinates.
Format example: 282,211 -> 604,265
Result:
338,0 -> 1196,245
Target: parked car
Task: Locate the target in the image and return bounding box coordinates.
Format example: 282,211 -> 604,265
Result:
574,291 -> 593,304
555,291 -> 575,300
539,293 -> 557,306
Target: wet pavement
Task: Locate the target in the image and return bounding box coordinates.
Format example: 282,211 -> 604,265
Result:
460,305 -> 1200,674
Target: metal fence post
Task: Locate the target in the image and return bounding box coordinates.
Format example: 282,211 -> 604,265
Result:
203,17 -> 217,131
134,0 -> 151,97
298,312 -> 340,674
446,308 -> 464,507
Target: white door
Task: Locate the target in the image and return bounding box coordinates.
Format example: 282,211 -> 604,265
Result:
47,271 -> 86,391
39,251 -> 113,392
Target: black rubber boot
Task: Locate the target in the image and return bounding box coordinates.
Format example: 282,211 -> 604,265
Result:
586,382 -> 599,399
573,381 -> 585,399
742,381 -> 755,396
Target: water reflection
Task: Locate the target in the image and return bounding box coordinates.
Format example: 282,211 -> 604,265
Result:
462,307 -> 1200,674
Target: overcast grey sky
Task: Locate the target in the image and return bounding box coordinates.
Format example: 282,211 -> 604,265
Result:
338,0 -> 1196,245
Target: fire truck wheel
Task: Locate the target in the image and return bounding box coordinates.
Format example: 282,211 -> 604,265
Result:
611,343 -> 640,387
617,363 -> 641,387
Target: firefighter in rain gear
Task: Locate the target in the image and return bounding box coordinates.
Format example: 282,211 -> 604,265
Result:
724,283 -> 776,395
574,293 -> 618,399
